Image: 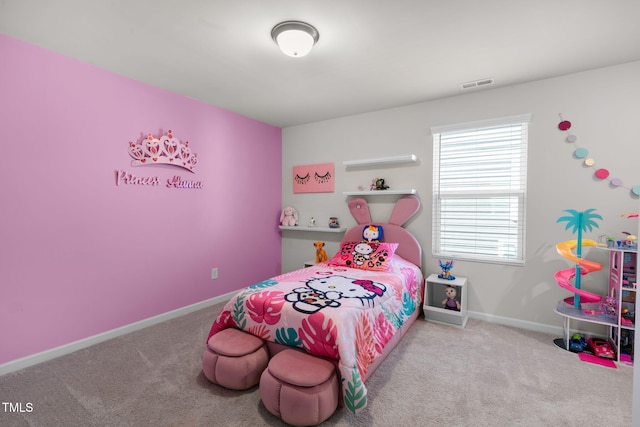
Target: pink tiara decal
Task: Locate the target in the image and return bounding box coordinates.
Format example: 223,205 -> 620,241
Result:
128,129 -> 198,172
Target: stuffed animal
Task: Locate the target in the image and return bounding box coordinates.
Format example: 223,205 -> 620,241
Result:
442,286 -> 461,311
280,207 -> 298,226
438,259 -> 455,280
362,224 -> 383,242
314,241 -> 328,263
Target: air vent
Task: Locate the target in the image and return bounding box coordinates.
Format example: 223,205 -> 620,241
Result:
460,78 -> 495,90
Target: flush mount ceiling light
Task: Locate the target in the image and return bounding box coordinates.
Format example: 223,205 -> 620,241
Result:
271,21 -> 319,57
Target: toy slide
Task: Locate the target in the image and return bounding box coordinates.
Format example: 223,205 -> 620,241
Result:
555,239 -> 603,304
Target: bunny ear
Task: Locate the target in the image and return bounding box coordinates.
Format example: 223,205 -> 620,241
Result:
348,198 -> 372,224
388,195 -> 421,226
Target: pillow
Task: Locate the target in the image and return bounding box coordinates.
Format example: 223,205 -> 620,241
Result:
328,241 -> 398,271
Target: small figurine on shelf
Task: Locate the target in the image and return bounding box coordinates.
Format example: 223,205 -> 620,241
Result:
280,207 -> 298,226
371,177 -> 390,191
329,217 -> 340,228
438,259 -> 455,280
622,232 -> 638,249
601,296 -> 617,317
314,241 -> 328,263
308,217 -> 316,227
442,286 -> 461,311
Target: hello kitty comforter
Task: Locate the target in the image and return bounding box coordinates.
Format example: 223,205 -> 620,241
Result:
207,255 -> 423,414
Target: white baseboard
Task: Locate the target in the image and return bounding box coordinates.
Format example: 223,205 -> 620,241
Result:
468,310 -> 564,336
0,292 -> 235,377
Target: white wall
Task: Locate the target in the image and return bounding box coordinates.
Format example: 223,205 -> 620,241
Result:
282,61 -> 640,332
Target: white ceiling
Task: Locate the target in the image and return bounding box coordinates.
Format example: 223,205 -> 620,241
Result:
2,1 -> 640,128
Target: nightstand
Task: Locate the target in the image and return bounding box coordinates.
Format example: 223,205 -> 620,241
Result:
424,274 -> 468,327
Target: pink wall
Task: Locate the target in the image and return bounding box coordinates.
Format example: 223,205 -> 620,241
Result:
0,35 -> 282,365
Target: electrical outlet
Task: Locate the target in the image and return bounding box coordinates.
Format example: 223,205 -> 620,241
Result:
211,268 -> 218,280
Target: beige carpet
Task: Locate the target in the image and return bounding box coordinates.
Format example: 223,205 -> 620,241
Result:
0,302 -> 632,426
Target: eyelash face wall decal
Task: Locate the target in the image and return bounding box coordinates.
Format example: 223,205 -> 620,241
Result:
293,163 -> 334,193
314,171 -> 332,183
295,173 -> 310,184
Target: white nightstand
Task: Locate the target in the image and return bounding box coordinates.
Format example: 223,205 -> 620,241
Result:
424,274 -> 468,328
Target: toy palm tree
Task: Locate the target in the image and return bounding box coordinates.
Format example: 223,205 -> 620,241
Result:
556,209 -> 603,308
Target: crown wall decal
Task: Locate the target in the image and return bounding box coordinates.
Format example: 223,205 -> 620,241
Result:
128,129 -> 198,172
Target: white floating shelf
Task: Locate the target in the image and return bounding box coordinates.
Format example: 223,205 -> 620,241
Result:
343,154 -> 417,168
343,189 -> 417,196
279,226 -> 346,233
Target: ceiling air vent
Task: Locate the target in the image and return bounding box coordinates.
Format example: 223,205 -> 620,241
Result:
460,78 -> 495,90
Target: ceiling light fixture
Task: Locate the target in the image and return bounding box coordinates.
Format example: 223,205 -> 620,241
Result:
271,21 -> 319,58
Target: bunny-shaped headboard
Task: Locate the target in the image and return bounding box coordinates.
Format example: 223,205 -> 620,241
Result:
342,195 -> 422,268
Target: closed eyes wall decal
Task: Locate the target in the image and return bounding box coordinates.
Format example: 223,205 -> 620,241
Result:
314,171 -> 332,183
293,163 -> 335,193
295,173 -> 311,184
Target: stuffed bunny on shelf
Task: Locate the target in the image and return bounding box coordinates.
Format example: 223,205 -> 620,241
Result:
280,207 -> 298,226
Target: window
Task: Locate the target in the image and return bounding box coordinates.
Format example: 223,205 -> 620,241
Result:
431,114 -> 530,265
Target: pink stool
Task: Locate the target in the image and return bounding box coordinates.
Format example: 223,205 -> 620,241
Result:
260,349 -> 339,426
202,328 -> 269,390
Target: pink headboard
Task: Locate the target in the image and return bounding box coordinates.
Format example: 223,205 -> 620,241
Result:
342,195 -> 422,268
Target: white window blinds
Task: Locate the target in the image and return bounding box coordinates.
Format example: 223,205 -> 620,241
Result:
432,114 -> 530,265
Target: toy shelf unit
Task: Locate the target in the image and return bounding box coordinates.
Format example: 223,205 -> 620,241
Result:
608,248 -> 636,364
554,247 -> 636,365
424,274 -> 468,328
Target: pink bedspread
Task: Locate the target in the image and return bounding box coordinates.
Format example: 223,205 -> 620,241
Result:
207,256 -> 424,414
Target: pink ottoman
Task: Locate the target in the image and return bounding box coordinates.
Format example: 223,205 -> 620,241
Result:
202,328 -> 269,390
260,349 -> 339,426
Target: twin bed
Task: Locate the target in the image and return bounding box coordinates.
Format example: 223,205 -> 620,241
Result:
203,195 -> 424,418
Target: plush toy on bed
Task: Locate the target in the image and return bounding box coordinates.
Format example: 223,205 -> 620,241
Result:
314,241 -> 328,263
362,224 -> 383,242
280,207 -> 298,226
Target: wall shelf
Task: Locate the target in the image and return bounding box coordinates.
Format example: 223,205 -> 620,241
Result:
343,189 -> 416,196
343,154 -> 417,168
279,226 -> 346,233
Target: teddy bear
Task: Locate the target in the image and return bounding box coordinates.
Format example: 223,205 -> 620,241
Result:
280,206 -> 298,226
314,241 -> 328,263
